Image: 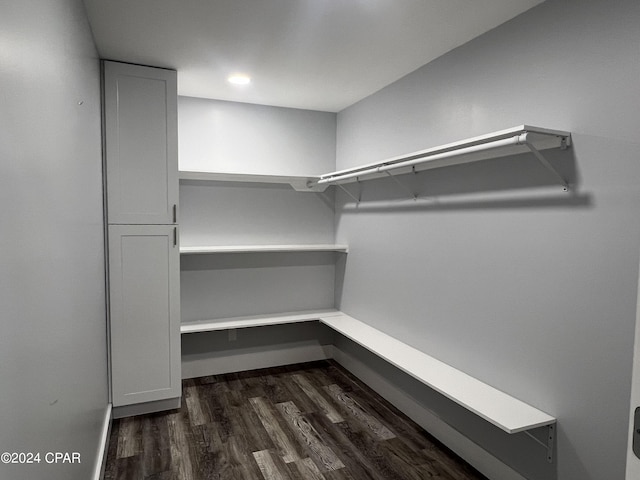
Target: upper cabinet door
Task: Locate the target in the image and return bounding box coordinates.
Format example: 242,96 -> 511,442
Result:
103,61 -> 178,225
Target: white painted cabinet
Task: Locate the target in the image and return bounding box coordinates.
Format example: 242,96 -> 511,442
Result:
108,225 -> 180,407
102,61 -> 181,415
103,61 -> 178,225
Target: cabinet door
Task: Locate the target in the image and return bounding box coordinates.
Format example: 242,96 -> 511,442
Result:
103,61 -> 178,225
108,224 -> 181,407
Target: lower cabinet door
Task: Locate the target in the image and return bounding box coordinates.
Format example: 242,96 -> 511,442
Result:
108,224 -> 180,407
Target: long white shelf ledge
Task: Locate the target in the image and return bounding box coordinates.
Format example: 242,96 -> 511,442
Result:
179,126 -> 571,194
180,309 -> 342,334
179,170 -> 328,192
181,307 -> 556,434
319,312 -> 556,435
314,125 -> 571,189
180,244 -> 349,255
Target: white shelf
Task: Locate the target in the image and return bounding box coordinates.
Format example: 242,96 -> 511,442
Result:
180,244 -> 349,255
180,309 -> 342,334
320,312 -> 556,434
315,125 -> 571,188
180,126 -> 571,194
179,170 -> 327,192
181,308 -> 556,435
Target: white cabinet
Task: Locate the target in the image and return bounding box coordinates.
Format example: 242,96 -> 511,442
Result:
103,61 -> 178,225
108,225 -> 181,407
102,61 -> 181,415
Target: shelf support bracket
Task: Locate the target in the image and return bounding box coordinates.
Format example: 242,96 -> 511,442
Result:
384,170 -> 417,200
336,183 -> 360,204
524,141 -> 569,191
524,424 -> 555,463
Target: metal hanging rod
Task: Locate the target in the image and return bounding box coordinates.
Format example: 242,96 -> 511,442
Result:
312,126 -> 571,190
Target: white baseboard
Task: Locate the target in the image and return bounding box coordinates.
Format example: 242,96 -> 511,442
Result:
92,403 -> 112,480
332,346 -> 527,480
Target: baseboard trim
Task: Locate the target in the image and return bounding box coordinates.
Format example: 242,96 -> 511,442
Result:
92,403 -> 112,480
331,346 -> 527,480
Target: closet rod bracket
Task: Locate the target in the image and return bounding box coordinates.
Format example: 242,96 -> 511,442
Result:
524,424 -> 555,463
522,137 -> 569,191
384,170 -> 417,200
337,183 -> 360,204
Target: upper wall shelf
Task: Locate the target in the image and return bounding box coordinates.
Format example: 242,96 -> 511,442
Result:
314,125 -> 571,190
179,125 -> 571,195
180,244 -> 349,255
179,170 -> 329,192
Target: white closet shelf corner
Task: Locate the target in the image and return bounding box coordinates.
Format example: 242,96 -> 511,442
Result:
180,308 -> 557,436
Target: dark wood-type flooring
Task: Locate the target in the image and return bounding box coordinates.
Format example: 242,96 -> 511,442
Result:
105,360 -> 488,480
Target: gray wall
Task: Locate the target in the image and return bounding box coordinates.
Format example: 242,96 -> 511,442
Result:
0,1 -> 108,480
181,250 -> 338,322
178,96 -> 336,175
182,323 -> 335,379
335,1 -> 640,479
180,179 -> 337,322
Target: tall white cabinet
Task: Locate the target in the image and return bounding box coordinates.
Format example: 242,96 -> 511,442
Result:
103,61 -> 181,416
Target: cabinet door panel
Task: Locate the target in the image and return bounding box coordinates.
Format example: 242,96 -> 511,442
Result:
103,61 -> 178,225
108,225 -> 180,406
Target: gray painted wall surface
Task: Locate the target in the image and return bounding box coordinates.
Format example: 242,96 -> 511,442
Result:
180,181 -> 335,248
178,96 -> 336,175
181,251 -> 338,322
335,1 -> 640,479
182,323 -> 335,379
0,1 -> 108,479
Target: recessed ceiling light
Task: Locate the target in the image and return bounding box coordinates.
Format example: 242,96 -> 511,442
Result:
228,74 -> 251,85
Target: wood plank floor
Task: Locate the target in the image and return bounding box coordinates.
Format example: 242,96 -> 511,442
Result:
105,360 -> 488,480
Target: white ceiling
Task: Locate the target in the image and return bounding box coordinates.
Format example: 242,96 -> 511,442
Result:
83,0 -> 544,112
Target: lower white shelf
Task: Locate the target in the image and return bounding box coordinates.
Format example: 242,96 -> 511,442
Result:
180,308 -> 556,435
319,312 -> 556,434
180,309 -> 342,334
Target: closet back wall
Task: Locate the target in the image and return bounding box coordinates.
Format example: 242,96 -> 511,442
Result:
177,98 -> 338,376
178,97 -> 336,249
335,1 -> 640,480
179,96 -> 336,176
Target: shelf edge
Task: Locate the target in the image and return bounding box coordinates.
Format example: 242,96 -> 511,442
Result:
180,244 -> 349,254
180,309 -> 341,334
